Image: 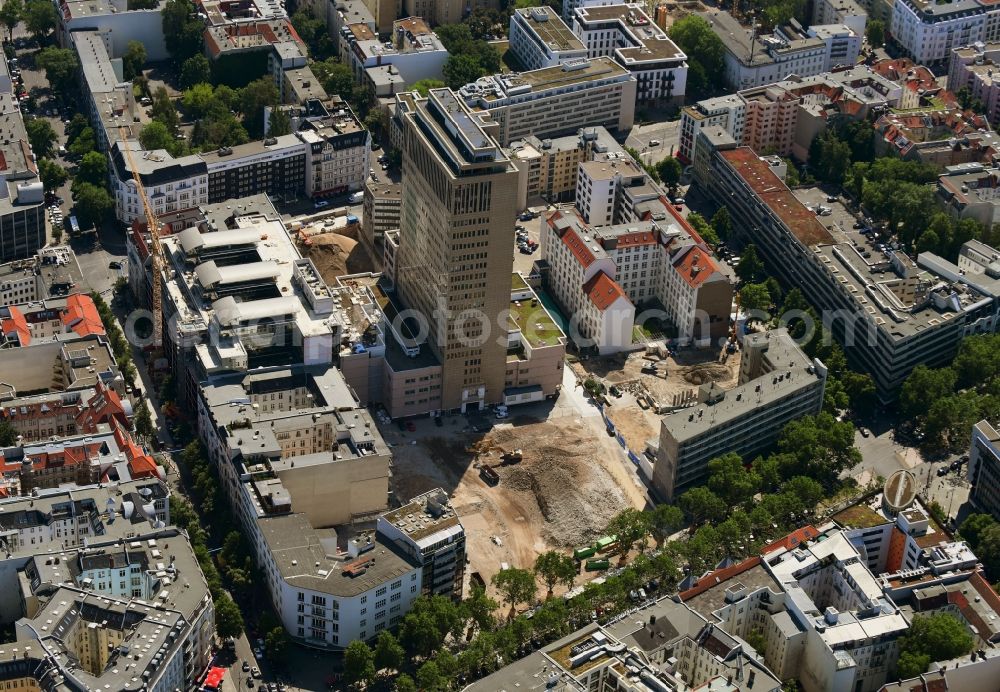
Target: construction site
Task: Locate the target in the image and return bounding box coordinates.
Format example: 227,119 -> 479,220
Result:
294,215 -> 377,280
572,344 -> 742,452
384,396 -> 647,596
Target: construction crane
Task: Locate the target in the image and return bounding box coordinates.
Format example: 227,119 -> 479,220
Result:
118,124 -> 164,349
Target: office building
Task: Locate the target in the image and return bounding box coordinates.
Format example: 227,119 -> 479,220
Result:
72,30 -> 142,154
57,0 -> 169,60
700,11 -> 860,90
361,180 -> 401,257
891,0 -> 987,65
969,419 -> 1000,519
376,488 -> 465,599
812,0 -> 868,39
392,89 -> 519,412
508,126 -> 625,209
457,57 -> 637,145
654,328 -> 826,501
335,271 -> 566,417
0,93 -> 46,263
573,3 -> 688,104
508,7 -> 587,72
295,99 -> 371,198
938,161 -> 1000,229
0,333 -> 126,400
700,142 -> 1000,402
0,246 -> 83,305
345,17 -> 449,98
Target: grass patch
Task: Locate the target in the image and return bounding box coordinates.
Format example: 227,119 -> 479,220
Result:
509,299 -> 563,348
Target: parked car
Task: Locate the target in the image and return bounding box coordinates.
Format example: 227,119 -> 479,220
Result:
251,668 -> 261,679
937,466 -> 949,477
314,199 -> 329,209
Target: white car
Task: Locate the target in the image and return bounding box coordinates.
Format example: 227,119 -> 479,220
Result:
314,200 -> 329,209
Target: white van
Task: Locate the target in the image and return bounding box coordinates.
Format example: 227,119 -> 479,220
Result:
348,191 -> 363,204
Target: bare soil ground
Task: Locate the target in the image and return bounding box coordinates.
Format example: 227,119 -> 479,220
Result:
388,415 -> 641,591
299,226 -> 375,281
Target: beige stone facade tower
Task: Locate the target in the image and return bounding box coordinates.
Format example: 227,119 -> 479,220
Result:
396,89 -> 518,412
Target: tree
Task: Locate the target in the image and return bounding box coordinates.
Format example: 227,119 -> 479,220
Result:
777,412 -> 861,485
668,15 -> 724,94
239,77 -> 279,138
686,211 -> 719,245
36,47 -> 79,94
0,420 -> 17,447
25,118 -> 56,159
707,452 -> 761,506
953,333 -> 1000,389
736,243 -> 765,283
344,640 -> 376,688
491,567 -> 537,617
150,86 -> 179,131
899,365 -> 956,419
678,486 -> 727,525
416,660 -> 445,691
411,78 -> 445,96
866,19 -> 885,48
77,151 -> 108,186
268,107 -> 291,136
711,206 -> 731,241
605,508 -> 650,564
179,54 -> 211,90
739,282 -> 772,316
122,40 -> 147,81
213,593 -> 244,637
139,121 -> 175,152
291,8 -> 333,58
313,59 -> 354,97
71,182 -> 113,226
373,631 -> 404,674
162,0 -> 204,65
264,626 -> 289,660
649,503 -> 684,547
809,131 -> 852,184
395,675 -> 418,692
443,54 -> 484,89
37,158 -> 67,190
656,156 -> 682,190
463,583 -> 497,633
23,0 -> 55,40
133,402 -> 155,441
534,551 -> 576,596
896,613 -> 973,679
67,126 -> 96,157
0,0 -> 22,42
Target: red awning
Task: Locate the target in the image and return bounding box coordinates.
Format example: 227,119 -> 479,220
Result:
203,666 -> 225,689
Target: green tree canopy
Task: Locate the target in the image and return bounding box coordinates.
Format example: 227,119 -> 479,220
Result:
239,77 -> 279,138
179,54 -> 211,89
76,151 -> 108,186
122,40 -> 146,81
71,182 -> 113,226
312,59 -> 354,97
0,0 -> 23,42
25,118 -> 56,159
656,156 -> 682,189
37,158 -> 67,190
343,640 -> 376,688
678,486 -> 727,525
443,54 -> 485,90
162,0 -> 204,64
492,567 -> 537,616
899,365 -> 956,419
373,630 -> 405,674
711,206 -> 731,241
36,47 -> 79,94
736,243 -> 765,283
739,282 -> 772,316
896,613 -> 973,679
668,16 -> 725,94
267,107 -> 291,137
67,126 -> 96,157
213,593 -> 244,638
23,0 -> 55,40
0,420 -> 17,446
707,452 -> 761,506
649,503 -> 684,547
534,550 -> 576,595
866,19 -> 885,47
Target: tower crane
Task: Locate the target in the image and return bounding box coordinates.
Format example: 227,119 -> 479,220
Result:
118,125 -> 163,349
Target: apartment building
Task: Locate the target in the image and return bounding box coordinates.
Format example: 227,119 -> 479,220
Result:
467,596 -> 782,691
891,0 -> 987,65
0,247 -> 82,305
573,3 -> 688,105
457,57 -> 637,145
876,108 -> 998,166
9,527 -> 214,691
679,67 -> 900,162
654,328 -> 826,501
0,294 -> 105,347
203,19 -> 307,85
0,380 -> 130,444
57,0 -> 168,60
509,6 -> 587,72
969,419 -> 1000,519
401,0 -> 499,27
700,142 -> 1000,402
345,17 -> 448,97
508,126 -> 624,209
949,41 -> 1000,125
0,333 -> 126,400
700,11 -> 858,90
361,180 -> 402,257
72,30 -> 141,154
938,160 -> 1000,229
392,89 -> 518,412
297,101 -> 371,198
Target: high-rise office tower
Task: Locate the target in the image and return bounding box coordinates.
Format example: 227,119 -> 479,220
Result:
395,88 -> 518,412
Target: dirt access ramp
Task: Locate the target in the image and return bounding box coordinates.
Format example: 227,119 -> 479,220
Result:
299,226 -> 376,281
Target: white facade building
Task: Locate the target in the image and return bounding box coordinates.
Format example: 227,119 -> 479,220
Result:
891,0 -> 987,65
508,6 -> 587,71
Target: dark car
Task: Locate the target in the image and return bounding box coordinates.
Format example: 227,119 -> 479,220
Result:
937,466 -> 950,477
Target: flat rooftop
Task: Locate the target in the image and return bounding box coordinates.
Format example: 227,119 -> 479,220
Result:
700,10 -> 822,67
509,290 -> 564,348
515,6 -> 585,52
259,513 -> 417,597
380,488 -> 462,544
466,57 -> 631,105
575,4 -> 686,62
720,148 -> 834,246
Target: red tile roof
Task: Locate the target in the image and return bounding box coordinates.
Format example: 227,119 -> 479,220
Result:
561,227 -> 598,269
762,525 -> 818,554
673,246 -> 721,289
62,294 -> 105,337
1,307 -> 30,346
678,556 -> 762,601
615,232 -> 657,249
583,272 -> 629,312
